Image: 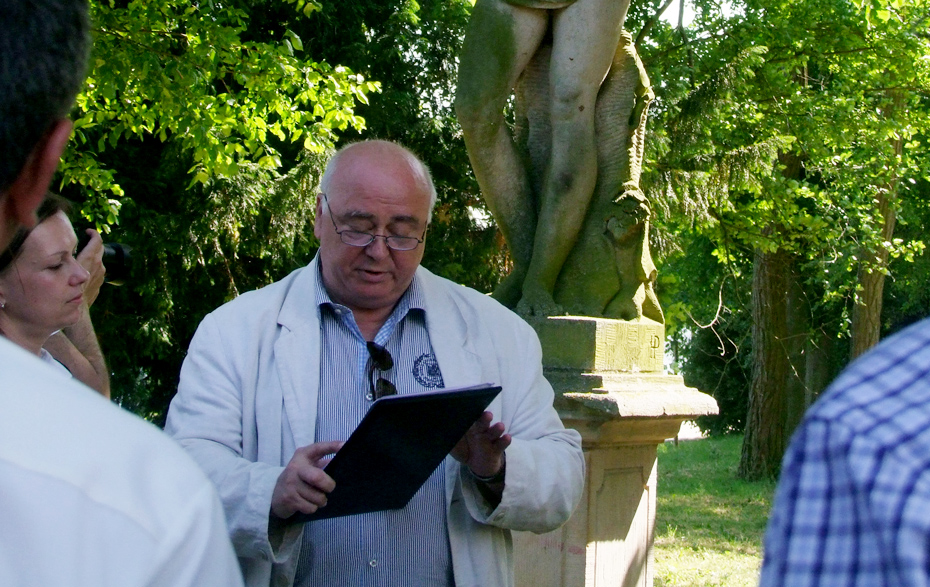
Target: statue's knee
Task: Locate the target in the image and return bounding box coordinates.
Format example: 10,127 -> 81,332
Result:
549,85 -> 595,121
455,93 -> 501,132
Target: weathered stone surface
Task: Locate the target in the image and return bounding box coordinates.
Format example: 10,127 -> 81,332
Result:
515,378 -> 717,587
535,315 -> 664,373
513,316 -> 718,587
457,2 -> 658,319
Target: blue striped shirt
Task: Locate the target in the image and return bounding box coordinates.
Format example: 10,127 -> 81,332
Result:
294,272 -> 453,587
760,317 -> 930,587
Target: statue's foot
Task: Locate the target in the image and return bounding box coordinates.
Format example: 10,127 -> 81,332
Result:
613,187 -> 646,205
516,287 -> 564,320
606,190 -> 651,244
491,272 -> 525,309
611,189 -> 650,224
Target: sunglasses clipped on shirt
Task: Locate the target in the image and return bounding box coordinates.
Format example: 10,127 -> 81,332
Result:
366,341 -> 397,401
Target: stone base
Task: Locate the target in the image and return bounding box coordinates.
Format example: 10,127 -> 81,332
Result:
514,440 -> 658,587
536,316 -> 665,373
513,316 -> 718,587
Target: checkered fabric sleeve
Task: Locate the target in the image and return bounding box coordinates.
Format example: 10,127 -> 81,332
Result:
760,317 -> 930,587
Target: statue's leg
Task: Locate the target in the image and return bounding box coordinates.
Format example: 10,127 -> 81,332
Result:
455,0 -> 549,307
517,0 -> 630,317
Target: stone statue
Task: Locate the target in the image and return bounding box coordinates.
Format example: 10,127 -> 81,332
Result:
456,0 -> 662,323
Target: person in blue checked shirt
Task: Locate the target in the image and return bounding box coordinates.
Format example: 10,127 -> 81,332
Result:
166,140 -> 585,587
760,316 -> 930,587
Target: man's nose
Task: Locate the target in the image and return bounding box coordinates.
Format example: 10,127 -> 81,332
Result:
364,235 -> 391,258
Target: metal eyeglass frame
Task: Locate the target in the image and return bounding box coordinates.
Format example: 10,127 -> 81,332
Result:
321,193 -> 426,251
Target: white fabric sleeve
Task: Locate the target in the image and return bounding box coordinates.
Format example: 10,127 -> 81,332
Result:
166,314 -> 302,563
460,320 -> 585,533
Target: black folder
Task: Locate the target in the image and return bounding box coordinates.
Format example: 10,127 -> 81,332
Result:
294,383 -> 502,522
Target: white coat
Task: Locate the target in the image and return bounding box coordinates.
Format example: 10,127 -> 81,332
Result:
166,258 -> 585,587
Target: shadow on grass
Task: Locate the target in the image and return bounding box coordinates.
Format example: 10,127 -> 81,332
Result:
654,435 -> 777,587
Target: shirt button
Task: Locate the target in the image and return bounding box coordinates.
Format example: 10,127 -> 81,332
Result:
369,559 -> 378,568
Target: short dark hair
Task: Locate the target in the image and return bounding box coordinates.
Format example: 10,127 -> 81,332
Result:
0,0 -> 91,193
0,193 -> 73,274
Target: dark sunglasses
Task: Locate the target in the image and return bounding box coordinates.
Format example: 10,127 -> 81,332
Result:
366,341 -> 397,401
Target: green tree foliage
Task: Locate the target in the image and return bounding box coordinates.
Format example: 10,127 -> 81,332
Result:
664,235 -> 754,436
634,0 -> 930,474
66,0 -> 377,229
68,0 -> 505,422
63,0 -> 375,420
882,178 -> 930,331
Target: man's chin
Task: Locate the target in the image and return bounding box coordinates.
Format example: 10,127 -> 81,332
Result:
347,282 -> 401,307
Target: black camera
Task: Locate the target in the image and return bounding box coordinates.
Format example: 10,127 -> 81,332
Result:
77,233 -> 131,286
100,243 -> 131,285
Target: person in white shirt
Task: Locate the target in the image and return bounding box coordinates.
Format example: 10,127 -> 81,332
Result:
167,140 -> 585,587
0,1 -> 245,585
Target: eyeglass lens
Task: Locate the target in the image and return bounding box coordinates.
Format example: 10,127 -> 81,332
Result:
366,341 -> 397,401
341,231 -> 421,251
322,193 -> 423,251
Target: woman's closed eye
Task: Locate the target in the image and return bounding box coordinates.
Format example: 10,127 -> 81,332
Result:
46,254 -> 73,271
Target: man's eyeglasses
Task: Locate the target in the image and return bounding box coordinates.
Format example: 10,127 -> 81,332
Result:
321,193 -> 425,251
366,341 -> 397,401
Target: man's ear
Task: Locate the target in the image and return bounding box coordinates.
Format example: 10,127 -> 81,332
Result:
4,119 -> 73,228
314,194 -> 325,240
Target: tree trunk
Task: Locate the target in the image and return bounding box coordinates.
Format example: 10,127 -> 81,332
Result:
849,190 -> 897,358
783,263 -> 807,439
805,324 -> 838,404
850,90 -> 903,359
850,252 -> 891,358
739,245 -> 791,480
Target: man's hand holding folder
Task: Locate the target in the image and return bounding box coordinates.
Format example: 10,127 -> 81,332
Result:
271,384 -> 503,523
451,410 -> 512,500
270,441 -> 343,520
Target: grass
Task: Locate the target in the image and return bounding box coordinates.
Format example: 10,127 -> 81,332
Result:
653,435 -> 777,587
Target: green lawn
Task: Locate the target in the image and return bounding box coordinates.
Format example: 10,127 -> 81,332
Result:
654,435 -> 777,587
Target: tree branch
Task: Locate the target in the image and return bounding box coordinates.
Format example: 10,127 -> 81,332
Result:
635,0 -> 678,47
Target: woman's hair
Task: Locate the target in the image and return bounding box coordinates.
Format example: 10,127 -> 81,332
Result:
0,193 -> 72,273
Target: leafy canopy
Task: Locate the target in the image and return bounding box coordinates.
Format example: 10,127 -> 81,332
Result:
63,0 -> 379,231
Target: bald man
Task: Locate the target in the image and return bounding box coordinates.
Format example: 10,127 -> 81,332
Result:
167,140 -> 585,587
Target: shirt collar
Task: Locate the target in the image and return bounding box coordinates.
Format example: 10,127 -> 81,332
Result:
313,259 -> 425,317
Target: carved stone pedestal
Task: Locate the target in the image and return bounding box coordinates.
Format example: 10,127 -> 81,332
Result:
514,317 -> 718,587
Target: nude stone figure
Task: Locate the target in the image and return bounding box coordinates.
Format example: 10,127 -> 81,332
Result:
455,0 -> 634,318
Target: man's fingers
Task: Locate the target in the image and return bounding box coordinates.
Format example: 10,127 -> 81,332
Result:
303,440 -> 344,462
297,464 -> 336,494
467,419 -> 506,446
271,441 -> 344,519
292,483 -> 329,512
273,482 -> 327,518
483,421 -> 506,440
450,436 -> 469,463
474,410 -> 493,429
495,433 -> 513,452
